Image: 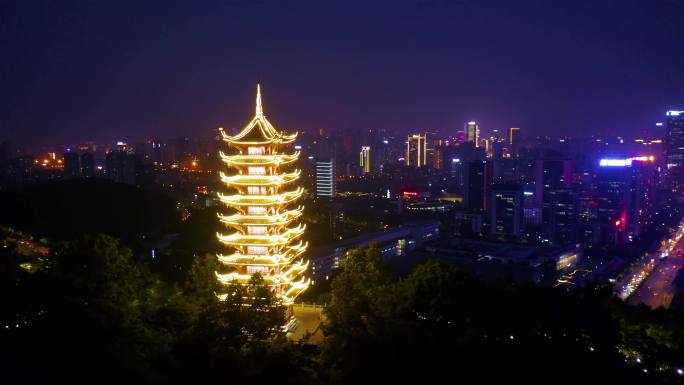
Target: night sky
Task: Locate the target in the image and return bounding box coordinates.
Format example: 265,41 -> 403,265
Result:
2,0 -> 683,145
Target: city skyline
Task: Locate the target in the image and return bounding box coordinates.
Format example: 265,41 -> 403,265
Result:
3,0 -> 683,145
5,2 -> 684,384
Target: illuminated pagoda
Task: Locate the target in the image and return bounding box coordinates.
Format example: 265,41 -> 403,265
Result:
216,85 -> 309,305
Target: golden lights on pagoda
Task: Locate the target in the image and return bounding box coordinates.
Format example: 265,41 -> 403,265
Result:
215,85 -> 309,305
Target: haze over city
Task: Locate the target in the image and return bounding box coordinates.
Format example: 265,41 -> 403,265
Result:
3,0 -> 684,145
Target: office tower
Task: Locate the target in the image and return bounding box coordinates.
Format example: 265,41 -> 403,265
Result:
491,137 -> 504,159
80,152 -> 95,177
406,133 -> 427,167
665,110 -> 684,192
490,184 -> 523,236
549,188 -> 578,244
508,127 -> 520,154
316,159 -> 335,197
105,151 -> 136,184
449,157 -> 464,192
63,151 -> 80,178
168,137 -> 191,163
433,141 -> 444,170
216,85 -> 309,305
464,121 -> 480,147
359,146 -> 371,174
433,140 -> 459,172
595,158 -> 646,243
509,127 -> 520,145
464,161 -> 486,211
150,140 -> 163,164
535,159 -> 573,225
134,141 -> 150,164
493,158 -> 518,184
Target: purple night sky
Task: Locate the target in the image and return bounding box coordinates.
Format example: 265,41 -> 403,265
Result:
2,0 -> 684,145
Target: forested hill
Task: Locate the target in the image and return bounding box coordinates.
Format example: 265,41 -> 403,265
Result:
0,179 -> 179,242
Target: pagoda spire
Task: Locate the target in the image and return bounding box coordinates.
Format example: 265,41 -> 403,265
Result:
256,83 -> 263,117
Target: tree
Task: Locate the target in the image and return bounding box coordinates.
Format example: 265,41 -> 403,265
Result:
185,253 -> 220,307
403,259 -> 474,324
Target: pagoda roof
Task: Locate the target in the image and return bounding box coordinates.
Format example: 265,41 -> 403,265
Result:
220,85 -> 297,145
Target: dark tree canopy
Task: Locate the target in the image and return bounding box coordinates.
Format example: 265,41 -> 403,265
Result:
0,179 -> 179,242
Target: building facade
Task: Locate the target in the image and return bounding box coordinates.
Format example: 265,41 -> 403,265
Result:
665,110 -> 684,192
315,159 -> 335,197
406,133 -> 427,167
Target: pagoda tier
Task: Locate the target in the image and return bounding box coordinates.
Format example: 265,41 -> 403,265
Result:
217,207 -> 303,228
217,187 -> 304,206
219,169 -> 301,187
217,242 -> 307,265
217,223 -> 305,247
215,85 -> 310,305
219,151 -> 300,166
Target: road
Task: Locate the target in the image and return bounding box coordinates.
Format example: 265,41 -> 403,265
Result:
625,223 -> 684,309
630,253 -> 683,309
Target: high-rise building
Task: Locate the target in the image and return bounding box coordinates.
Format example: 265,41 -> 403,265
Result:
105,151 -> 136,184
464,121 -> 480,147
509,127 -> 520,145
491,137 -> 504,159
548,188 -> 578,244
535,159 -> 573,225
490,184 -> 523,237
63,151 -> 80,178
316,159 -> 335,197
665,110 -> 684,192
80,152 -> 95,178
464,161 -> 486,211
359,146 -> 371,174
215,85 -> 309,305
595,157 -> 648,243
406,134 -> 427,167
507,128 -> 520,158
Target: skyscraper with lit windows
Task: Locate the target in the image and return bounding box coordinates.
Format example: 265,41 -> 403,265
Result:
359,146 -> 371,174
315,159 -> 335,197
665,110 -> 684,192
216,85 -> 309,305
406,134 -> 427,167
464,121 -> 479,147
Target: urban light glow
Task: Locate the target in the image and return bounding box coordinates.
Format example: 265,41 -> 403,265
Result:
599,158 -> 632,167
599,156 -> 655,167
215,85 -> 310,305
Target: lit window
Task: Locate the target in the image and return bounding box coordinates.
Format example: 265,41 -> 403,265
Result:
248,166 -> 266,175
247,226 -> 267,235
247,265 -> 268,274
248,146 -> 265,155
247,246 -> 268,255
248,206 -> 267,215
247,186 -> 267,194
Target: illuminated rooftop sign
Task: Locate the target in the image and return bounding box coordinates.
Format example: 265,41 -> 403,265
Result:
631,156 -> 655,162
599,156 -> 655,167
599,159 -> 632,167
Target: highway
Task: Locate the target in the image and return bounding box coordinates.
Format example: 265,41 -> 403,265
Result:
629,253 -> 683,309
623,223 -> 684,309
